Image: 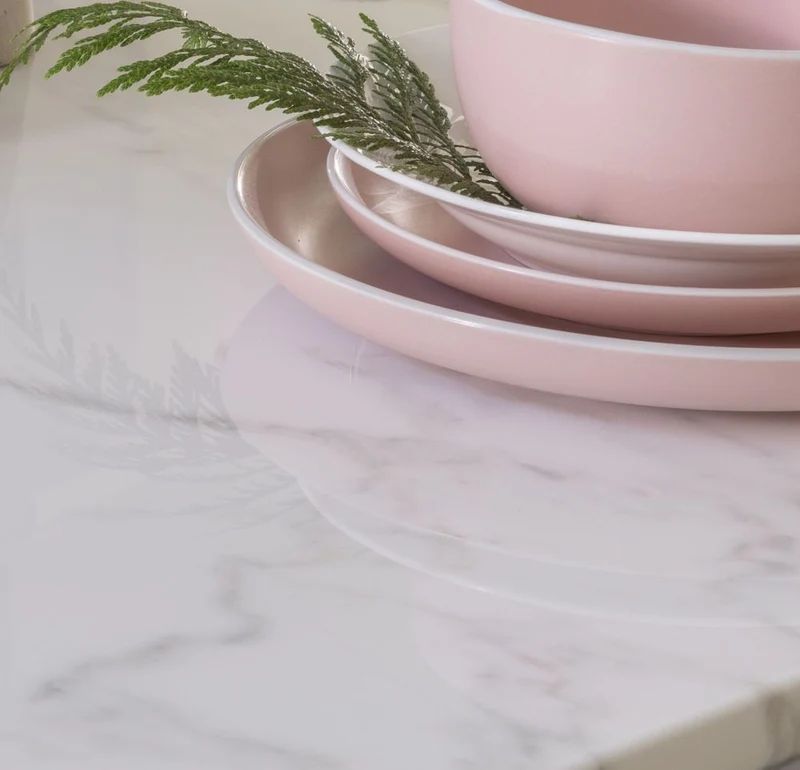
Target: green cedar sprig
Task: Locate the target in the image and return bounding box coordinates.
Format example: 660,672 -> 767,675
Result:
0,2 -> 519,206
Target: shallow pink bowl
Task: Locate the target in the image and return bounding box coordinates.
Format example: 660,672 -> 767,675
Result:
450,0 -> 800,234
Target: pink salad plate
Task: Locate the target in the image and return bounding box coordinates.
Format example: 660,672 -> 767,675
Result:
328,26 -> 800,289
327,148 -> 800,337
228,120 -> 800,412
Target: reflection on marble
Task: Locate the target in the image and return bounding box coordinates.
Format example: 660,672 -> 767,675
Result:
5,357 -> 800,770
409,579 -> 800,770
217,287 -> 800,765
221,289 -> 800,626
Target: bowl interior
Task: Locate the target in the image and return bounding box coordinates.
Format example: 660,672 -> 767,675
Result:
501,0 -> 800,49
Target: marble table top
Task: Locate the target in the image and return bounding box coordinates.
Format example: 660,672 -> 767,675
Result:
3,1 -> 800,769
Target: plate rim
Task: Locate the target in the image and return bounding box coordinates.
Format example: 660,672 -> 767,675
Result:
467,0 -> 800,60
327,148 -> 800,301
228,119 -> 800,362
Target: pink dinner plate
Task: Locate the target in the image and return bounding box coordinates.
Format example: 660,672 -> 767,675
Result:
228,120 -> 800,412
327,149 -> 800,336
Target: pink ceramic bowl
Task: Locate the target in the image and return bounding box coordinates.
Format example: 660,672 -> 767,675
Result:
450,0 -> 800,234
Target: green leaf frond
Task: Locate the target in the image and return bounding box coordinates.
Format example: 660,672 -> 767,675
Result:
0,2 -> 520,206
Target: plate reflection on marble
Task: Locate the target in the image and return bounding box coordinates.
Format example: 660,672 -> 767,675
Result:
304,487 -> 800,627
221,289 -> 800,625
409,577 -> 800,770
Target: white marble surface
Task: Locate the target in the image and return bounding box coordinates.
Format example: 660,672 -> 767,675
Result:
4,1 -> 800,769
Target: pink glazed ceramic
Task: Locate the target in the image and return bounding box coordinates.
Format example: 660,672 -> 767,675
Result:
331,26 -> 800,289
228,120 -> 800,412
327,148 -> 800,336
450,0 -> 800,233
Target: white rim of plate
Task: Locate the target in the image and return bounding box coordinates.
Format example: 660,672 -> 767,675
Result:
228,120 -> 800,361
329,132 -> 800,247
467,0 -> 800,59
327,148 -> 800,300
326,26 -> 800,246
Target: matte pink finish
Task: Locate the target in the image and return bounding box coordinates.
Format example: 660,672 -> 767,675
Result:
450,0 -> 800,233
327,149 -> 800,336
228,121 -> 800,412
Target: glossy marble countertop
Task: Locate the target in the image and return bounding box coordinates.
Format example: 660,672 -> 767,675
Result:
4,1 -> 800,769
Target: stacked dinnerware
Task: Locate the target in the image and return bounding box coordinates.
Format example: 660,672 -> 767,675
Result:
229,2 -> 800,411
